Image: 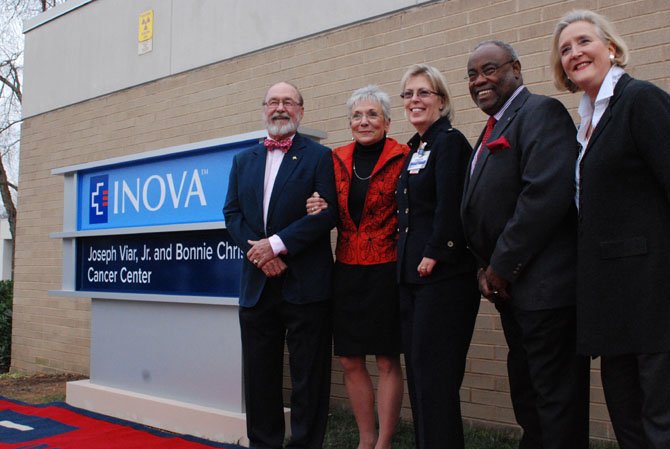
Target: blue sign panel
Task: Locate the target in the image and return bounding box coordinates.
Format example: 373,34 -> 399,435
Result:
77,139 -> 258,230
77,229 -> 243,297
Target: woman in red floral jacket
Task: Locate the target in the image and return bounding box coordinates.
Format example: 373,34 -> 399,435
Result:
308,85 -> 409,449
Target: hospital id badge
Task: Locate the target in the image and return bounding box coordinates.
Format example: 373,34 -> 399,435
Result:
408,150 -> 430,174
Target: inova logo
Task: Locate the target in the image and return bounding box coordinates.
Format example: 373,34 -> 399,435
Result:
87,169 -> 209,225
89,175 -> 109,224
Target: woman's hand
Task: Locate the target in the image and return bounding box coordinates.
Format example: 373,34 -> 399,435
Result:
417,257 -> 437,277
306,192 -> 328,215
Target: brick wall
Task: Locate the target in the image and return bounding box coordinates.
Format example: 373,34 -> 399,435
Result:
14,0 -> 670,441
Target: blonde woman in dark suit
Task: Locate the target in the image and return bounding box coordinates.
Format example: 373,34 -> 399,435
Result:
553,10 -> 670,449
396,64 -> 479,449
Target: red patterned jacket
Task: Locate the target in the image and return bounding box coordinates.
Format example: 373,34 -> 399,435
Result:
332,138 -> 409,265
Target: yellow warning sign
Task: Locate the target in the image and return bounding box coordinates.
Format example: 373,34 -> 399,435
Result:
138,10 -> 153,42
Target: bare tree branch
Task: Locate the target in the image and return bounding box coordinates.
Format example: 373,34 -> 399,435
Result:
0,0 -> 68,247
0,33 -> 23,114
0,119 -> 21,135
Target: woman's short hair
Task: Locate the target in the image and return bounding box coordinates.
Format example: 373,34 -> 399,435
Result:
400,64 -> 453,121
346,85 -> 392,122
551,9 -> 629,93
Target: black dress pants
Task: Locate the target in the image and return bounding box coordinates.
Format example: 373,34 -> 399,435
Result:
399,274 -> 480,449
601,351 -> 670,449
497,303 -> 590,449
239,280 -> 331,449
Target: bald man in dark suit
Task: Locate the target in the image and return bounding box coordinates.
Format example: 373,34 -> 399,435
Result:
461,40 -> 590,449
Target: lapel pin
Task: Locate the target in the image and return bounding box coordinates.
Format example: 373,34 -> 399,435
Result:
292,156 -> 298,160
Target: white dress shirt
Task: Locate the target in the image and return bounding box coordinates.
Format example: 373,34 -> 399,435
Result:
263,135 -> 294,255
575,65 -> 626,207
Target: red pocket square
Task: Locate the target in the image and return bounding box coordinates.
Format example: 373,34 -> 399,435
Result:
486,136 -> 511,153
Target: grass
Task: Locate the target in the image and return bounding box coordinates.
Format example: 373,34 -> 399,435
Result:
38,393 -> 68,402
0,372 -> 85,404
324,407 -> 520,448
324,408 -> 417,448
324,407 -> 619,449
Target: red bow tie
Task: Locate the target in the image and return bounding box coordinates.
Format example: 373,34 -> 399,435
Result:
264,138 -> 292,153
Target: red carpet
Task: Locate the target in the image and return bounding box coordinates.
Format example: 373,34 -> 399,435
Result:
0,396 -> 245,448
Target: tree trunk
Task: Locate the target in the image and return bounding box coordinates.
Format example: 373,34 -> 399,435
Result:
0,162 -> 15,239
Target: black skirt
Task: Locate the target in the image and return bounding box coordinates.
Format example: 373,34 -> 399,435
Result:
332,261 -> 402,356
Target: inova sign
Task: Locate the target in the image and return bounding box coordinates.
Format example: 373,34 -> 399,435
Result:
77,139 -> 255,231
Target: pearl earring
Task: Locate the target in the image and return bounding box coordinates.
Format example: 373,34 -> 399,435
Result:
609,54 -> 614,61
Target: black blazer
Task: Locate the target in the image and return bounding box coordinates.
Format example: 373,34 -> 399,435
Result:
576,74 -> 670,356
461,88 -> 578,311
396,116 -> 476,284
223,133 -> 337,307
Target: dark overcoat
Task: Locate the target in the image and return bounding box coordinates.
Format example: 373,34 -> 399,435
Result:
576,74 -> 670,355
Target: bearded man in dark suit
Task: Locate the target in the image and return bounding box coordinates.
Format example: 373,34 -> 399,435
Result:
224,81 -> 337,449
461,40 -> 590,449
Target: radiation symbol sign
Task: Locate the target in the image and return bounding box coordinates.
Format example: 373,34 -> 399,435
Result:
138,9 -> 154,55
138,10 -> 154,42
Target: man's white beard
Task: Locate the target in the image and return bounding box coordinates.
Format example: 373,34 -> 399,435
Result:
267,116 -> 299,137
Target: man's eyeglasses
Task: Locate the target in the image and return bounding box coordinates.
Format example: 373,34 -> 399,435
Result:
263,98 -> 302,109
351,111 -> 383,123
400,89 -> 443,100
466,60 -> 516,82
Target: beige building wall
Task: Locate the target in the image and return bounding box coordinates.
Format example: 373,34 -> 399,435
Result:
14,0 -> 670,442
